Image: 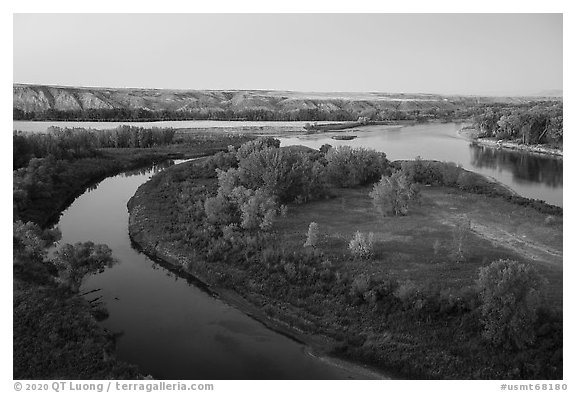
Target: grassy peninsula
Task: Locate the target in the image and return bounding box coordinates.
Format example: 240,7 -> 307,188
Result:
128,138 -> 562,379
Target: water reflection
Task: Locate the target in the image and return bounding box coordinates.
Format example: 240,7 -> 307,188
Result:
121,160 -> 176,177
469,145 -> 563,188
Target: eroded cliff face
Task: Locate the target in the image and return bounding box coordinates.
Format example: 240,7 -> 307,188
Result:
14,85 -> 115,112
13,83 -> 539,115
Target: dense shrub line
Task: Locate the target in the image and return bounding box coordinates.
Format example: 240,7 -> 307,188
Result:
14,126 -> 177,169
396,158 -> 562,216
13,102 -> 469,123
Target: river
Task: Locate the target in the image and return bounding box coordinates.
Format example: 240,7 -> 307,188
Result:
54,161 -> 384,380
279,123 -> 562,206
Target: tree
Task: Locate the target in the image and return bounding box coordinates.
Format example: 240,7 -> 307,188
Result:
237,188 -> 277,231
235,137 -> 280,161
370,171 -> 420,216
325,146 -> 388,187
348,231 -> 374,259
319,144 -> 332,154
227,142 -> 327,203
545,115 -> 563,147
304,222 -> 320,248
52,242 -> 116,293
13,220 -> 61,262
451,216 -> 471,263
477,259 -> 545,350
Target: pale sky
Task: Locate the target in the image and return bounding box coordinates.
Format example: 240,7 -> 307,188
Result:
13,13 -> 563,95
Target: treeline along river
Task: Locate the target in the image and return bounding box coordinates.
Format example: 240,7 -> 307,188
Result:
14,121 -> 562,206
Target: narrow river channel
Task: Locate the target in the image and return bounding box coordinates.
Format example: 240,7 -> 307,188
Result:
54,161 -> 385,380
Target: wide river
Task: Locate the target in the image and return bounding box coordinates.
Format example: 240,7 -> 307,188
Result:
14,120 -> 562,206
44,120 -> 562,379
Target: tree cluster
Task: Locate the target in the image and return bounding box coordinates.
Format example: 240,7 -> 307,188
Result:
200,138 -> 391,235
370,171 -> 420,216
477,259 -> 545,350
14,126 -> 176,169
473,102 -> 563,147
324,145 -> 389,187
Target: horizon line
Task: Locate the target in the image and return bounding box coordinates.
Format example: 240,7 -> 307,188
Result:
13,82 -> 563,99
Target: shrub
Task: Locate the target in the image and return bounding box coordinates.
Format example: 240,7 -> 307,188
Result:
439,162 -> 461,186
235,137 -> 280,161
206,150 -> 238,172
401,157 -> 443,185
348,231 -> 374,259
401,158 -> 461,187
544,215 -> 557,225
325,146 -> 388,187
13,220 -> 61,262
477,259 -> 545,350
222,224 -> 240,243
304,222 -> 320,248
456,171 -> 478,190
203,193 -> 238,226
370,171 -> 420,216
283,262 -> 297,280
393,280 -> 421,309
451,216 -> 471,263
432,239 -> 442,255
319,144 -> 333,154
350,273 -> 372,300
237,189 -> 277,231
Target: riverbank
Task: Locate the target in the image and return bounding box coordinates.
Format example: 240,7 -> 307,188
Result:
304,120 -> 417,133
128,231 -> 389,380
472,138 -> 563,158
13,134 -> 256,379
127,156 -> 562,379
458,126 -> 563,158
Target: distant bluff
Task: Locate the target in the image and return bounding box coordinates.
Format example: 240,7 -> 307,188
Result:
13,84 -> 551,117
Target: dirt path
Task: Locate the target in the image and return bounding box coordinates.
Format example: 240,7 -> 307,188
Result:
438,214 -> 562,267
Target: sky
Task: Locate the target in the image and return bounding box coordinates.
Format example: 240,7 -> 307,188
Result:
13,13 -> 562,96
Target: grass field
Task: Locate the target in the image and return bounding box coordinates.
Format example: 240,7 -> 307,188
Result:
275,185 -> 563,309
